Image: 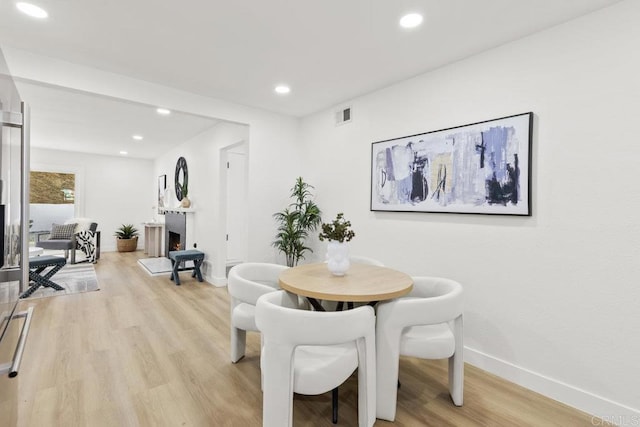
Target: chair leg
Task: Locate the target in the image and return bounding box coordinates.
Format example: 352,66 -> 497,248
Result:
169,258 -> 181,285
332,387 -> 338,424
376,332 -> 402,421
22,263 -> 65,298
231,327 -> 246,363
191,258 -> 204,282
449,315 -> 464,406
262,344 -> 296,427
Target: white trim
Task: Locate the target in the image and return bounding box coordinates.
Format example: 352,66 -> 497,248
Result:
464,347 -> 640,423
209,275 -> 227,287
159,207 -> 194,213
217,139 -> 248,282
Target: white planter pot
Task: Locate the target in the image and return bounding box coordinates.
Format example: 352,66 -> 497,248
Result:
326,241 -> 350,276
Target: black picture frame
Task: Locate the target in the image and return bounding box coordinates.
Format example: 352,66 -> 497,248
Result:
370,112 -> 533,216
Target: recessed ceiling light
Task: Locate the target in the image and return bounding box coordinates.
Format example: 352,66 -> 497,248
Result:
16,2 -> 48,19
274,85 -> 291,95
132,135 -> 143,141
399,13 -> 423,29
119,151 -> 128,155
156,108 -> 171,115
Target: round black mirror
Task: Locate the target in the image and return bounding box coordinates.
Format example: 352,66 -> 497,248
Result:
174,157 -> 188,201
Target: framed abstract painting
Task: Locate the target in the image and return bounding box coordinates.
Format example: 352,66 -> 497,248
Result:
371,112 -> 533,215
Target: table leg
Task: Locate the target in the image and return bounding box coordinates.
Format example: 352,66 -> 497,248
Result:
307,298 -> 325,312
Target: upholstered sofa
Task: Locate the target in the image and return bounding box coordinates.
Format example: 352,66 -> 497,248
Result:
36,218 -> 100,264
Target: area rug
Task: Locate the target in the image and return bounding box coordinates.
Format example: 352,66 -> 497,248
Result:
139,257 -> 169,276
22,262 -> 100,300
138,257 -> 196,276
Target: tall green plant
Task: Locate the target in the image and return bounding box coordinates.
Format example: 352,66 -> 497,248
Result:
272,177 -> 322,267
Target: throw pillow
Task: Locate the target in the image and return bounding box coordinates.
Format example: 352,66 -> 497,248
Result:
66,217 -> 94,232
50,223 -> 77,240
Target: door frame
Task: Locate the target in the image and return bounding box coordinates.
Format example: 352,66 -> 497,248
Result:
216,140 -> 248,284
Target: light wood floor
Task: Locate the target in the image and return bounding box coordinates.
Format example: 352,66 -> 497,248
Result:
7,251 -> 596,426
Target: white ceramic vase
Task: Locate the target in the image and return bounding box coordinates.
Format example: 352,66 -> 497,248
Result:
326,240 -> 350,276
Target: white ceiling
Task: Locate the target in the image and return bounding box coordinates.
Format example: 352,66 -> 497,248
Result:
0,0 -> 624,158
15,81 -> 220,159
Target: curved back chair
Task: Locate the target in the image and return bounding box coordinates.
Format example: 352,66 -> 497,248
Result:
375,276 -> 464,421
227,262 -> 288,363
256,290 -> 376,427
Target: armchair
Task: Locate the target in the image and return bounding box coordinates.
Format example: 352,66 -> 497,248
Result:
36,218 -> 100,264
227,262 -> 288,363
375,276 -> 464,421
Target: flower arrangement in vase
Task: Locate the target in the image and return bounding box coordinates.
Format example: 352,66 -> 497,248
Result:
318,213 -> 355,276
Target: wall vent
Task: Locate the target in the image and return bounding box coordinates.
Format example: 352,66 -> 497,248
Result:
335,106 -> 352,126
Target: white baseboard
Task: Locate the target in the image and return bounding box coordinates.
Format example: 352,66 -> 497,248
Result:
200,260 -> 227,287
205,274 -> 227,287
465,347 -> 639,424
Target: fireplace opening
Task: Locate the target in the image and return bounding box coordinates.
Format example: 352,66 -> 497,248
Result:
168,232 -> 183,251
165,212 -> 187,256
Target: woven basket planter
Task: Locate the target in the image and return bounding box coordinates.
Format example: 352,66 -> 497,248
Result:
116,236 -> 138,252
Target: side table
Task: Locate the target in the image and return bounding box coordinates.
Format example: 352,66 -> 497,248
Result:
144,223 -> 164,257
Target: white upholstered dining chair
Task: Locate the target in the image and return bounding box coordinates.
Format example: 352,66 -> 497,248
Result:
227,262 -> 288,363
256,290 -> 376,427
375,276 -> 464,421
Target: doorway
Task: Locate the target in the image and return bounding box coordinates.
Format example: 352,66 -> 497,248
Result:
223,142 -> 248,266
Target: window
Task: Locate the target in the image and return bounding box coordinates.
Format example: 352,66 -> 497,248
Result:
29,171 -> 76,236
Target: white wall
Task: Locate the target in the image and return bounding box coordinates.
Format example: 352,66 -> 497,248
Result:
31,148 -> 154,252
300,0 -> 640,420
154,121 -> 249,284
153,116 -> 303,284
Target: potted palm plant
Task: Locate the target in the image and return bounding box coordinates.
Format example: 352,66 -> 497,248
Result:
272,177 -> 322,267
115,224 -> 139,252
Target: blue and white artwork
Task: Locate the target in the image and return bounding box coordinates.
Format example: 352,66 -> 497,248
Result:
371,112 -> 532,215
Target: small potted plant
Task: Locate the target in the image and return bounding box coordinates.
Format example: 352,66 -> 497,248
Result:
115,224 -> 139,252
318,213 -> 355,276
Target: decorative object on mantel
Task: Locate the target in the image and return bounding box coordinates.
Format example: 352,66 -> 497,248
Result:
174,156 -> 190,208
371,112 -> 533,215
114,224 -> 139,252
272,177 -> 322,267
158,174 -> 167,214
179,186 -> 191,208
318,212 -> 355,276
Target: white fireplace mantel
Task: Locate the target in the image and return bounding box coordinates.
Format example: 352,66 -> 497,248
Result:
160,207 -> 195,214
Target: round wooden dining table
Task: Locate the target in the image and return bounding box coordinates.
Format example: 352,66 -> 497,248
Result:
279,262 -> 413,310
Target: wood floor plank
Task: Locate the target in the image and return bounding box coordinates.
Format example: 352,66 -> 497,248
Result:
3,251 -> 600,426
